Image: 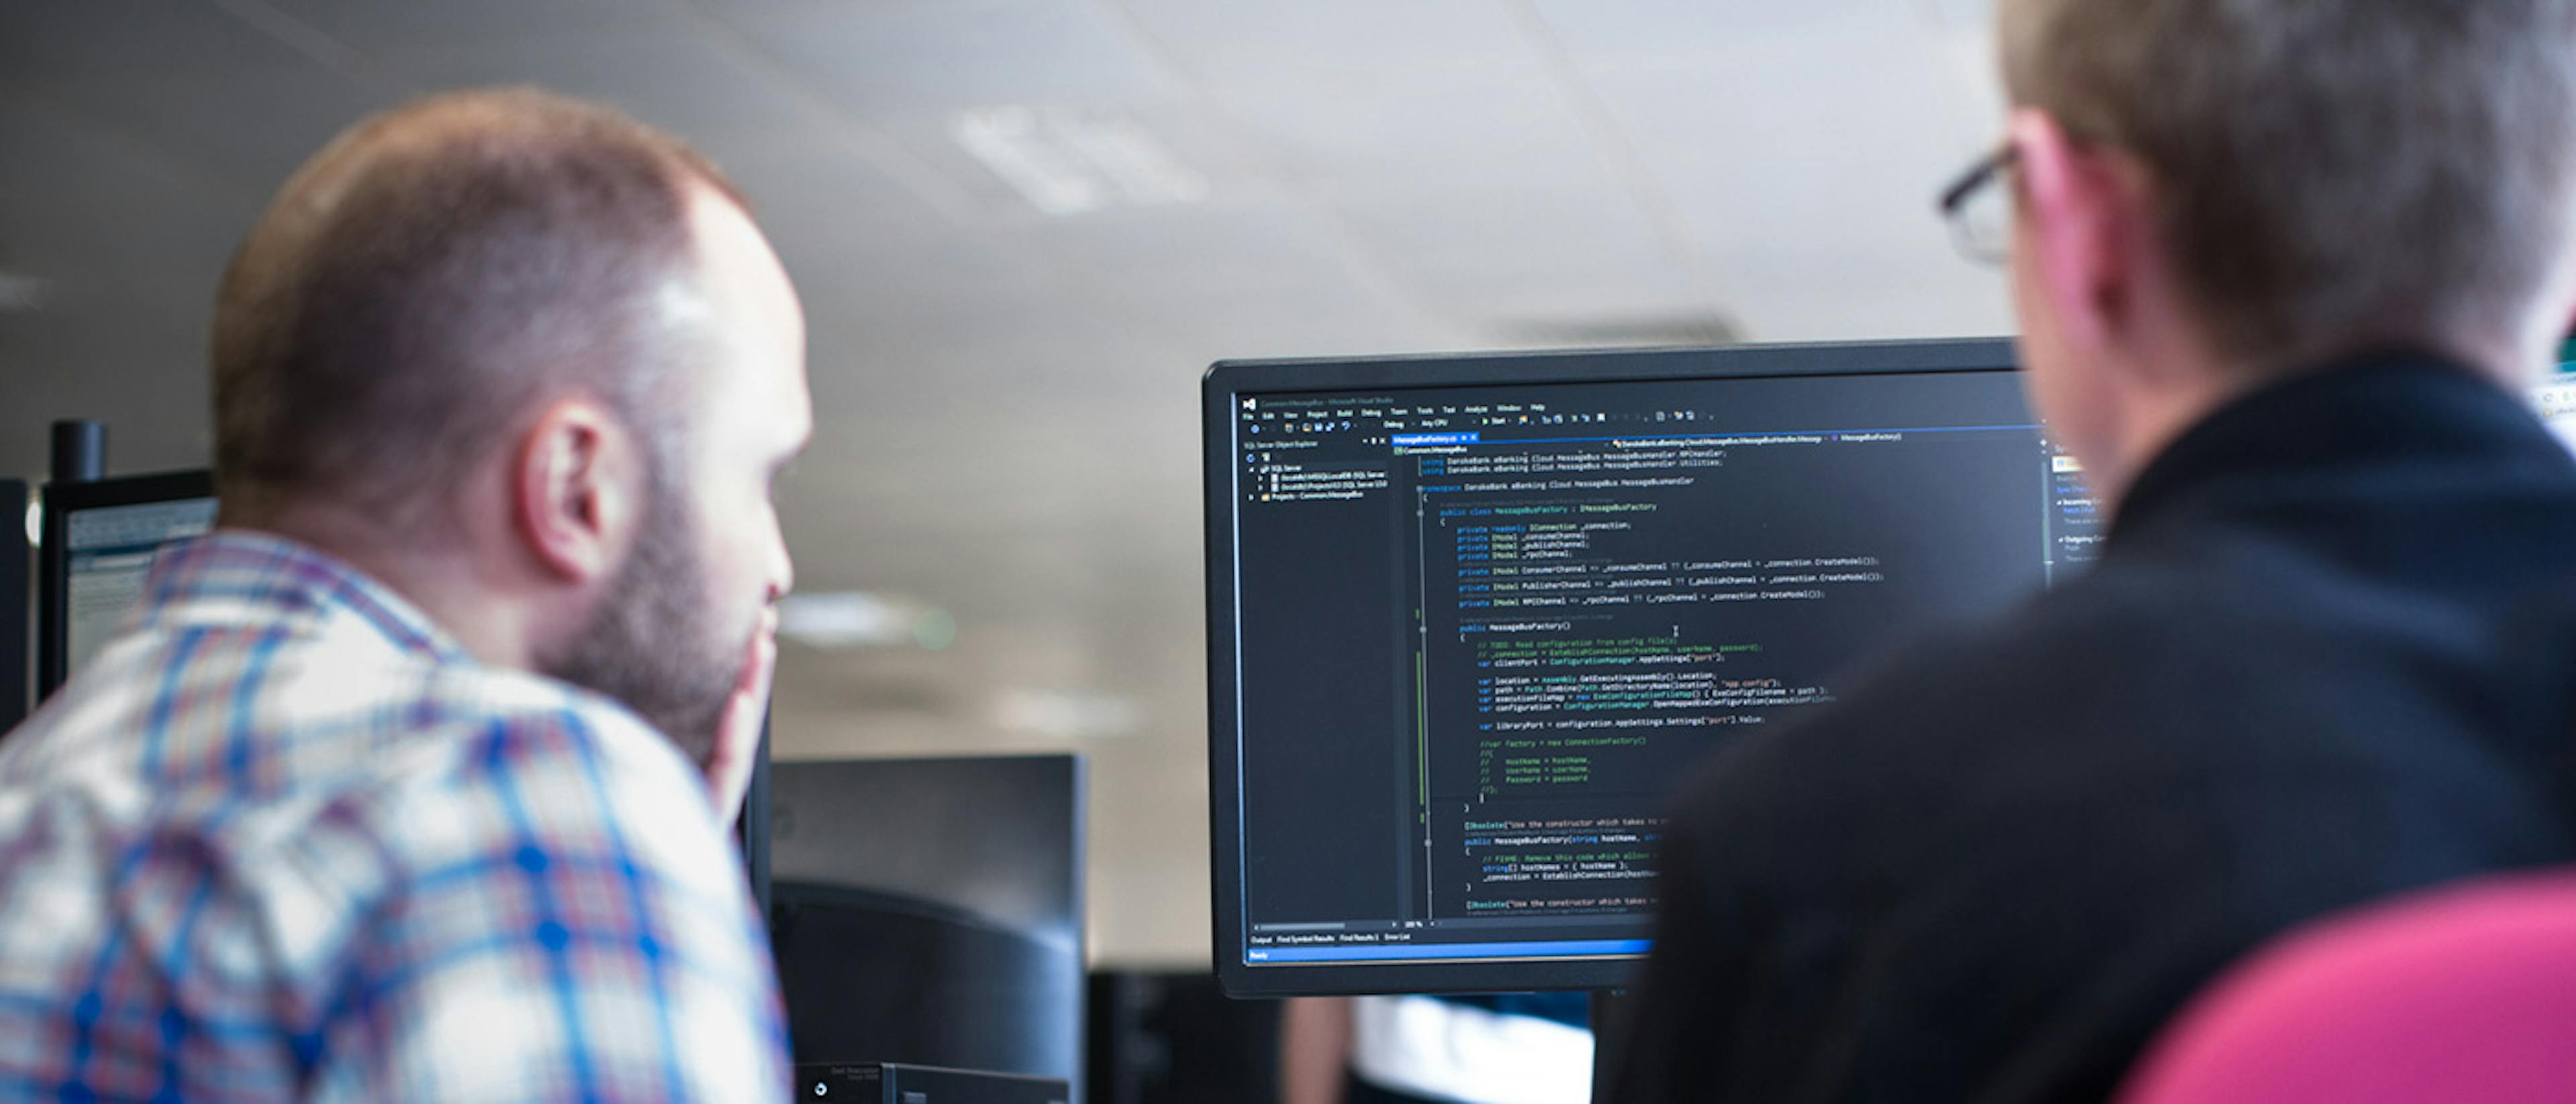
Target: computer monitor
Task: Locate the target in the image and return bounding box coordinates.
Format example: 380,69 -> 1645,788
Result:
2532,338 -> 2576,452
37,470 -> 216,700
1202,339 -> 2097,997
767,755 -> 1086,1089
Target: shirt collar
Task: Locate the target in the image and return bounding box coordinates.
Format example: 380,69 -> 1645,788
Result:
2109,349 -> 2574,545
139,529 -> 472,664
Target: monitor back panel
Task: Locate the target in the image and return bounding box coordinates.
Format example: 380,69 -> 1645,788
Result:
768,755 -> 1085,1089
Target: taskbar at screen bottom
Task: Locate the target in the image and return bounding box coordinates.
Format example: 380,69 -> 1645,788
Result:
1247,938 -> 1652,964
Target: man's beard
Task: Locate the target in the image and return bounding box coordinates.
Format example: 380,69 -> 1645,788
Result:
539,473 -> 745,769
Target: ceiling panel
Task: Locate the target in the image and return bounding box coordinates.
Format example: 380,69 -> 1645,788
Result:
1538,5 -> 1998,339
1014,197 -> 1454,361
862,99 -> 1262,227
798,293 -> 1181,421
252,0 -> 681,58
2,1 -> 321,86
1336,188 -> 1703,329
387,27 -> 832,157
0,2 -> 387,190
717,140 -> 950,235
1929,0 -> 1997,32
1203,56 -> 1568,192
0,305 -> 213,479
0,98 -> 257,298
1527,0 -> 1907,54
884,323 -> 1190,406
712,0 -> 1177,122
1212,65 -> 1707,332
1023,199 -> 1385,303
42,68 -> 386,192
0,95 -> 249,478
1114,0 -> 1525,90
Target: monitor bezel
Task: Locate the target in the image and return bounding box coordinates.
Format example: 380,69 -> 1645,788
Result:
36,469 -> 216,700
1201,337 -> 2022,998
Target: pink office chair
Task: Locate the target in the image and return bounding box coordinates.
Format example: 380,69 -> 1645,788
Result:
2118,873 -> 2576,1104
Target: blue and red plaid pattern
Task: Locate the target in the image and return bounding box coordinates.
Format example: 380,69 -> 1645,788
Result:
0,531 -> 790,1102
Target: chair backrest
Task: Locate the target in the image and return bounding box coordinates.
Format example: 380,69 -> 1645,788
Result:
2118,873 -> 2576,1104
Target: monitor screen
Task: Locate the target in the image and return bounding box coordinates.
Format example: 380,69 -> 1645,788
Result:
2534,338 -> 2576,453
38,472 -> 215,698
64,497 -> 215,676
1203,339 -> 2094,995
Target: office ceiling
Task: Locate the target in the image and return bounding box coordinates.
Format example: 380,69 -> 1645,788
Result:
0,0 -> 2011,965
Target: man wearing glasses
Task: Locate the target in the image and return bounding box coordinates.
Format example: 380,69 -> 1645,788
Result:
1610,2 -> 2576,1101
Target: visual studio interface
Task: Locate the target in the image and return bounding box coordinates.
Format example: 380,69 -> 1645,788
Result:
1226,372 -> 2098,964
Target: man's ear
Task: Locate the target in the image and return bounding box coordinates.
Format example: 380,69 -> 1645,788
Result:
513,398 -> 643,586
2010,108 -> 2142,357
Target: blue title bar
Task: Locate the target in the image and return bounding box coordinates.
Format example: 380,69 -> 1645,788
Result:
1392,433 -> 1481,447
1246,938 -> 1650,963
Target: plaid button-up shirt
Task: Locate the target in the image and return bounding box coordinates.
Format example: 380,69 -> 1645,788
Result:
0,531 -> 788,1101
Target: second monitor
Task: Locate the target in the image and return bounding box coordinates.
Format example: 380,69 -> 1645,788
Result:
1205,339 -> 2093,997
35,470 -> 217,702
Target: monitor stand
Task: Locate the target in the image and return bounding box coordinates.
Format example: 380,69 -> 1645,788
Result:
1589,988 -> 1631,1102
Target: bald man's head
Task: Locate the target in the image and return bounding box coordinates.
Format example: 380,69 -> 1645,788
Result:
211,87 -> 745,531
209,89 -> 809,782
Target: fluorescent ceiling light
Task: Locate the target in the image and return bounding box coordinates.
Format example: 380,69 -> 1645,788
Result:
951,105 -> 1209,217
0,272 -> 50,313
776,591 -> 953,651
994,687 -> 1144,740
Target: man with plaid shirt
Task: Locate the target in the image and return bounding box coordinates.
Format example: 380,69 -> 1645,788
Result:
0,89 -> 810,1101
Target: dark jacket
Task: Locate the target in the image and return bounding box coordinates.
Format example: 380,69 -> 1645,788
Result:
1607,353 -> 2576,1103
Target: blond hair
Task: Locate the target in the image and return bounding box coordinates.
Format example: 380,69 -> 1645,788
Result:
1999,0 -> 2576,372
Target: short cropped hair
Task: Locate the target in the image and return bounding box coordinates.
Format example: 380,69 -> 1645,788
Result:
1998,0 -> 2576,371
211,88 -> 743,527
